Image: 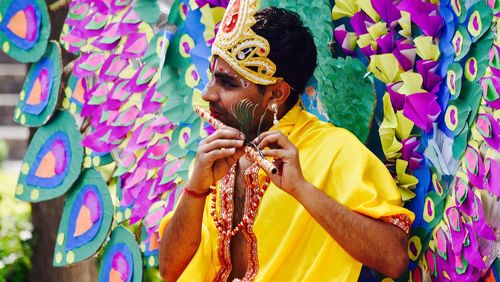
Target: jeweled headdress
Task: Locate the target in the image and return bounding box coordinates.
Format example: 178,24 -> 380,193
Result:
212,0 -> 280,85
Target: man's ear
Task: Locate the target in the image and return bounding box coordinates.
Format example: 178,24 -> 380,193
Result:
266,81 -> 291,110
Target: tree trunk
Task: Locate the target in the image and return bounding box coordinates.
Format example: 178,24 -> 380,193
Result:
29,1 -> 97,281
31,197 -> 98,281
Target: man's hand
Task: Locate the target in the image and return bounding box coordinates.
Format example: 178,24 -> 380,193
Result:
188,126 -> 246,193
256,130 -> 409,278
254,130 -> 307,195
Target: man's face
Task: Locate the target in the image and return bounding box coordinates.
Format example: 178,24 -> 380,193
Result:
202,57 -> 272,136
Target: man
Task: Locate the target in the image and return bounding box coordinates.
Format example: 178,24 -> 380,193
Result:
159,0 -> 415,281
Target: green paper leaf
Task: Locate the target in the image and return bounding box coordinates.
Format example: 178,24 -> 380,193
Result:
422,191 -> 445,229
452,126 -> 469,159
444,99 -> 470,135
319,57 -> 375,143
447,63 -> 463,99
450,0 -> 467,23
452,26 -> 472,62
133,0 -> 160,24
464,30 -> 494,82
466,1 -> 493,43
460,80 -> 482,126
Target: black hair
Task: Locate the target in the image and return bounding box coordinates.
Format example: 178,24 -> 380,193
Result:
251,7 -> 317,108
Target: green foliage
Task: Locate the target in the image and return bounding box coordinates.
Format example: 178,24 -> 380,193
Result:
320,57 -> 376,143
143,267 -> 163,282
0,172 -> 33,281
0,140 -> 7,166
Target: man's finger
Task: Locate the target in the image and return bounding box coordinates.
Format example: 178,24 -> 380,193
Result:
202,148 -> 237,162
203,126 -> 245,144
256,132 -> 290,150
253,130 -> 277,143
199,139 -> 244,153
261,149 -> 287,159
226,148 -> 246,167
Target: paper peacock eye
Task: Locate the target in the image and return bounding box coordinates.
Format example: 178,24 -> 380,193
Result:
53,168 -> 113,266
0,0 -> 50,63
14,41 -> 62,127
16,111 -> 83,203
97,227 -> 143,282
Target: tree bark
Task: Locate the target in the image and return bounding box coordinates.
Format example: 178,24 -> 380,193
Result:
29,1 -> 97,281
31,197 -> 98,281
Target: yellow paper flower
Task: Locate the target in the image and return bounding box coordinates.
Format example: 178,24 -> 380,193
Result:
396,159 -> 418,201
397,72 -> 426,95
331,0 -> 360,20
414,36 -> 441,61
380,93 -> 403,160
398,12 -> 412,38
367,53 -> 403,84
356,0 -> 380,22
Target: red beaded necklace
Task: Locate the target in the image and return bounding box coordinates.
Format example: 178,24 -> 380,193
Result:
210,163 -> 271,237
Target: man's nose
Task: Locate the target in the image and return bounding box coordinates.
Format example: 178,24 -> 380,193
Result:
201,83 -> 219,102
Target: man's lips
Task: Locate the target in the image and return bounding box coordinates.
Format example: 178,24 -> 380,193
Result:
209,107 -> 224,119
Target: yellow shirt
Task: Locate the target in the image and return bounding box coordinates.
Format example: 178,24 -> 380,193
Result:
159,103 -> 415,281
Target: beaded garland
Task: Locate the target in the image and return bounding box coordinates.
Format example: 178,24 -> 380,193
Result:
212,163 -> 270,281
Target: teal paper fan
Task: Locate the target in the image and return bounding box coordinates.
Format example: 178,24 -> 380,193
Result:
53,168 -> 113,266
13,41 -> 62,127
0,0 -> 51,63
15,111 -> 83,202
98,226 -> 143,282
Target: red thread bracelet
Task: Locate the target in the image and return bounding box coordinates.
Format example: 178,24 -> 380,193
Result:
184,185 -> 211,198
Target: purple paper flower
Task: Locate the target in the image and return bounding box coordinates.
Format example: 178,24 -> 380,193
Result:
140,85 -> 163,115
445,207 -> 466,254
392,39 -> 416,71
376,31 -> 395,54
485,158 -> 500,196
334,25 -> 357,55
464,145 -> 486,189
195,0 -> 230,8
129,179 -> 158,225
121,32 -> 148,59
137,140 -> 171,169
91,22 -> 122,51
416,60 -> 442,93
463,224 -> 488,270
397,0 -> 444,38
350,11 -> 374,36
403,92 -> 441,132
371,0 -> 401,28
401,136 -> 424,170
386,82 -> 406,111
99,54 -> 128,82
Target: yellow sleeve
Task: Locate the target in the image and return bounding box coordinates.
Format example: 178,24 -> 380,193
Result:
325,129 -> 415,231
158,198 -> 217,281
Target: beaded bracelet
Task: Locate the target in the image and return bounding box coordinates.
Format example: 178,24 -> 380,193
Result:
184,185 -> 211,198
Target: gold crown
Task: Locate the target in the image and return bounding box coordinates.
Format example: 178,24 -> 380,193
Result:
212,0 -> 280,85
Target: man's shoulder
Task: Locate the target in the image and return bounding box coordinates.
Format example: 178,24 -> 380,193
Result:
298,110 -> 362,146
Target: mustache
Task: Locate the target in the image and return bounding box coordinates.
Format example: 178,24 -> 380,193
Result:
209,103 -> 226,114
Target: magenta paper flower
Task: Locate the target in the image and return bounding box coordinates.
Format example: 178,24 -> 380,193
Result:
403,92 -> 441,132
397,0 -> 444,38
